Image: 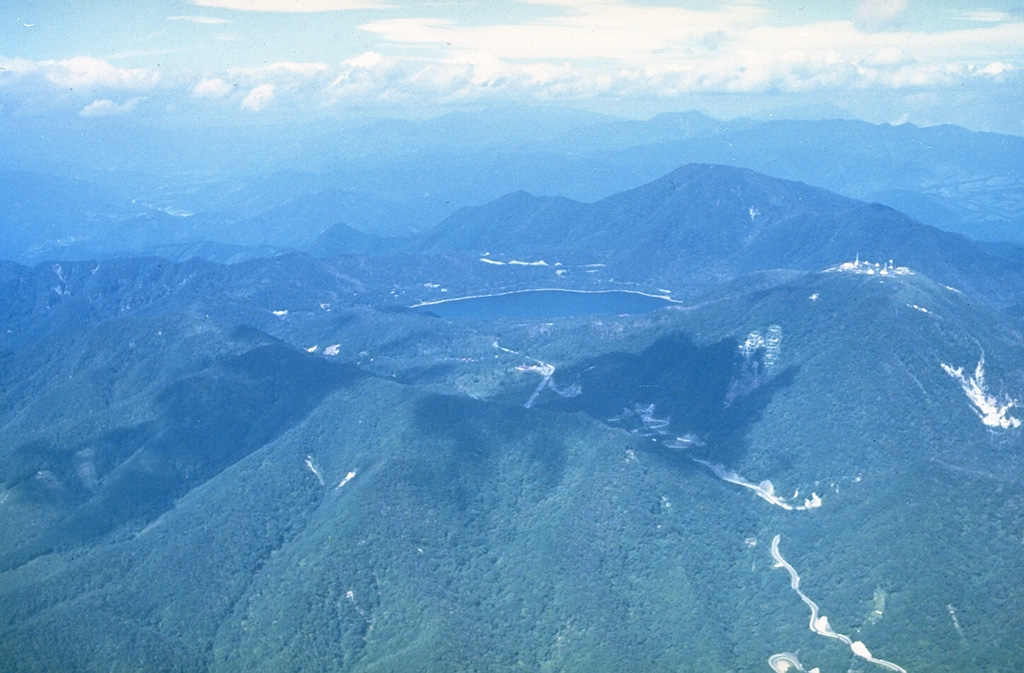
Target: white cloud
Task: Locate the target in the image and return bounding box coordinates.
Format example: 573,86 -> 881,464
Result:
42,56 -> 160,90
854,0 -> 908,30
226,62 -> 332,108
862,46 -> 913,67
357,2 -> 1024,101
192,0 -> 391,11
2,2 -> 1021,132
978,61 -> 1012,76
193,77 -> 234,98
79,96 -> 146,117
241,83 -> 275,110
0,56 -> 162,106
345,51 -> 383,70
346,7 -> 1023,106
360,4 -> 768,65
0,57 -> 37,80
187,62 -> 333,110
168,15 -> 231,24
229,61 -> 329,79
325,52 -> 399,103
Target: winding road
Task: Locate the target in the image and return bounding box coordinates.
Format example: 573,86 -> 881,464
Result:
771,535 -> 907,673
767,652 -> 809,673
694,459 -> 821,511
495,341 -> 581,408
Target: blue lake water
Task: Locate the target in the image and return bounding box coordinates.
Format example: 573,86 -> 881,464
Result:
412,289 -> 680,320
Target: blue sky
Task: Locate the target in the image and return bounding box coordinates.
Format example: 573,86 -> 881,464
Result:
2,0 -> 1022,132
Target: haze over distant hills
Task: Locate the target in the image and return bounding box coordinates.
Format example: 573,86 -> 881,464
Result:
417,163 -> 1024,307
3,109 -> 1024,265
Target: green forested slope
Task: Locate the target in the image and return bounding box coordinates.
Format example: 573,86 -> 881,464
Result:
1,256 -> 1023,671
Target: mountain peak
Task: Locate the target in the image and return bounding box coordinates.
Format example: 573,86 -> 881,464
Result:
417,163 -> 1024,305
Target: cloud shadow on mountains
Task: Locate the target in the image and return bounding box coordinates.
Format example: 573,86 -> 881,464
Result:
409,393 -> 572,511
81,344 -> 366,532
0,341 -> 367,570
536,331 -> 798,466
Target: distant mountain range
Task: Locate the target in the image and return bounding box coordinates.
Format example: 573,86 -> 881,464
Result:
3,110 -> 1023,264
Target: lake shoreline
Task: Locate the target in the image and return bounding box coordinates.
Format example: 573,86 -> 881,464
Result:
409,288 -> 683,320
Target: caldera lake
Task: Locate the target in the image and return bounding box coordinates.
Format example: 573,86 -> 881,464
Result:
411,289 -> 682,320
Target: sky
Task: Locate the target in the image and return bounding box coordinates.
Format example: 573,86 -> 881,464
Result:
1,0 -> 1023,133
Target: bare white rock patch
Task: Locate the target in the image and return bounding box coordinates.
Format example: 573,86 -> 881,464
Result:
941,354 -> 1020,429
336,470 -> 357,489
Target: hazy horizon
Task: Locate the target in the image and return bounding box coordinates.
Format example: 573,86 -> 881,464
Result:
2,0 -> 1022,139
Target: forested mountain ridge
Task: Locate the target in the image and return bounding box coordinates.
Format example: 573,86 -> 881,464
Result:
2,246 -> 1023,671
2,155 -> 1023,672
